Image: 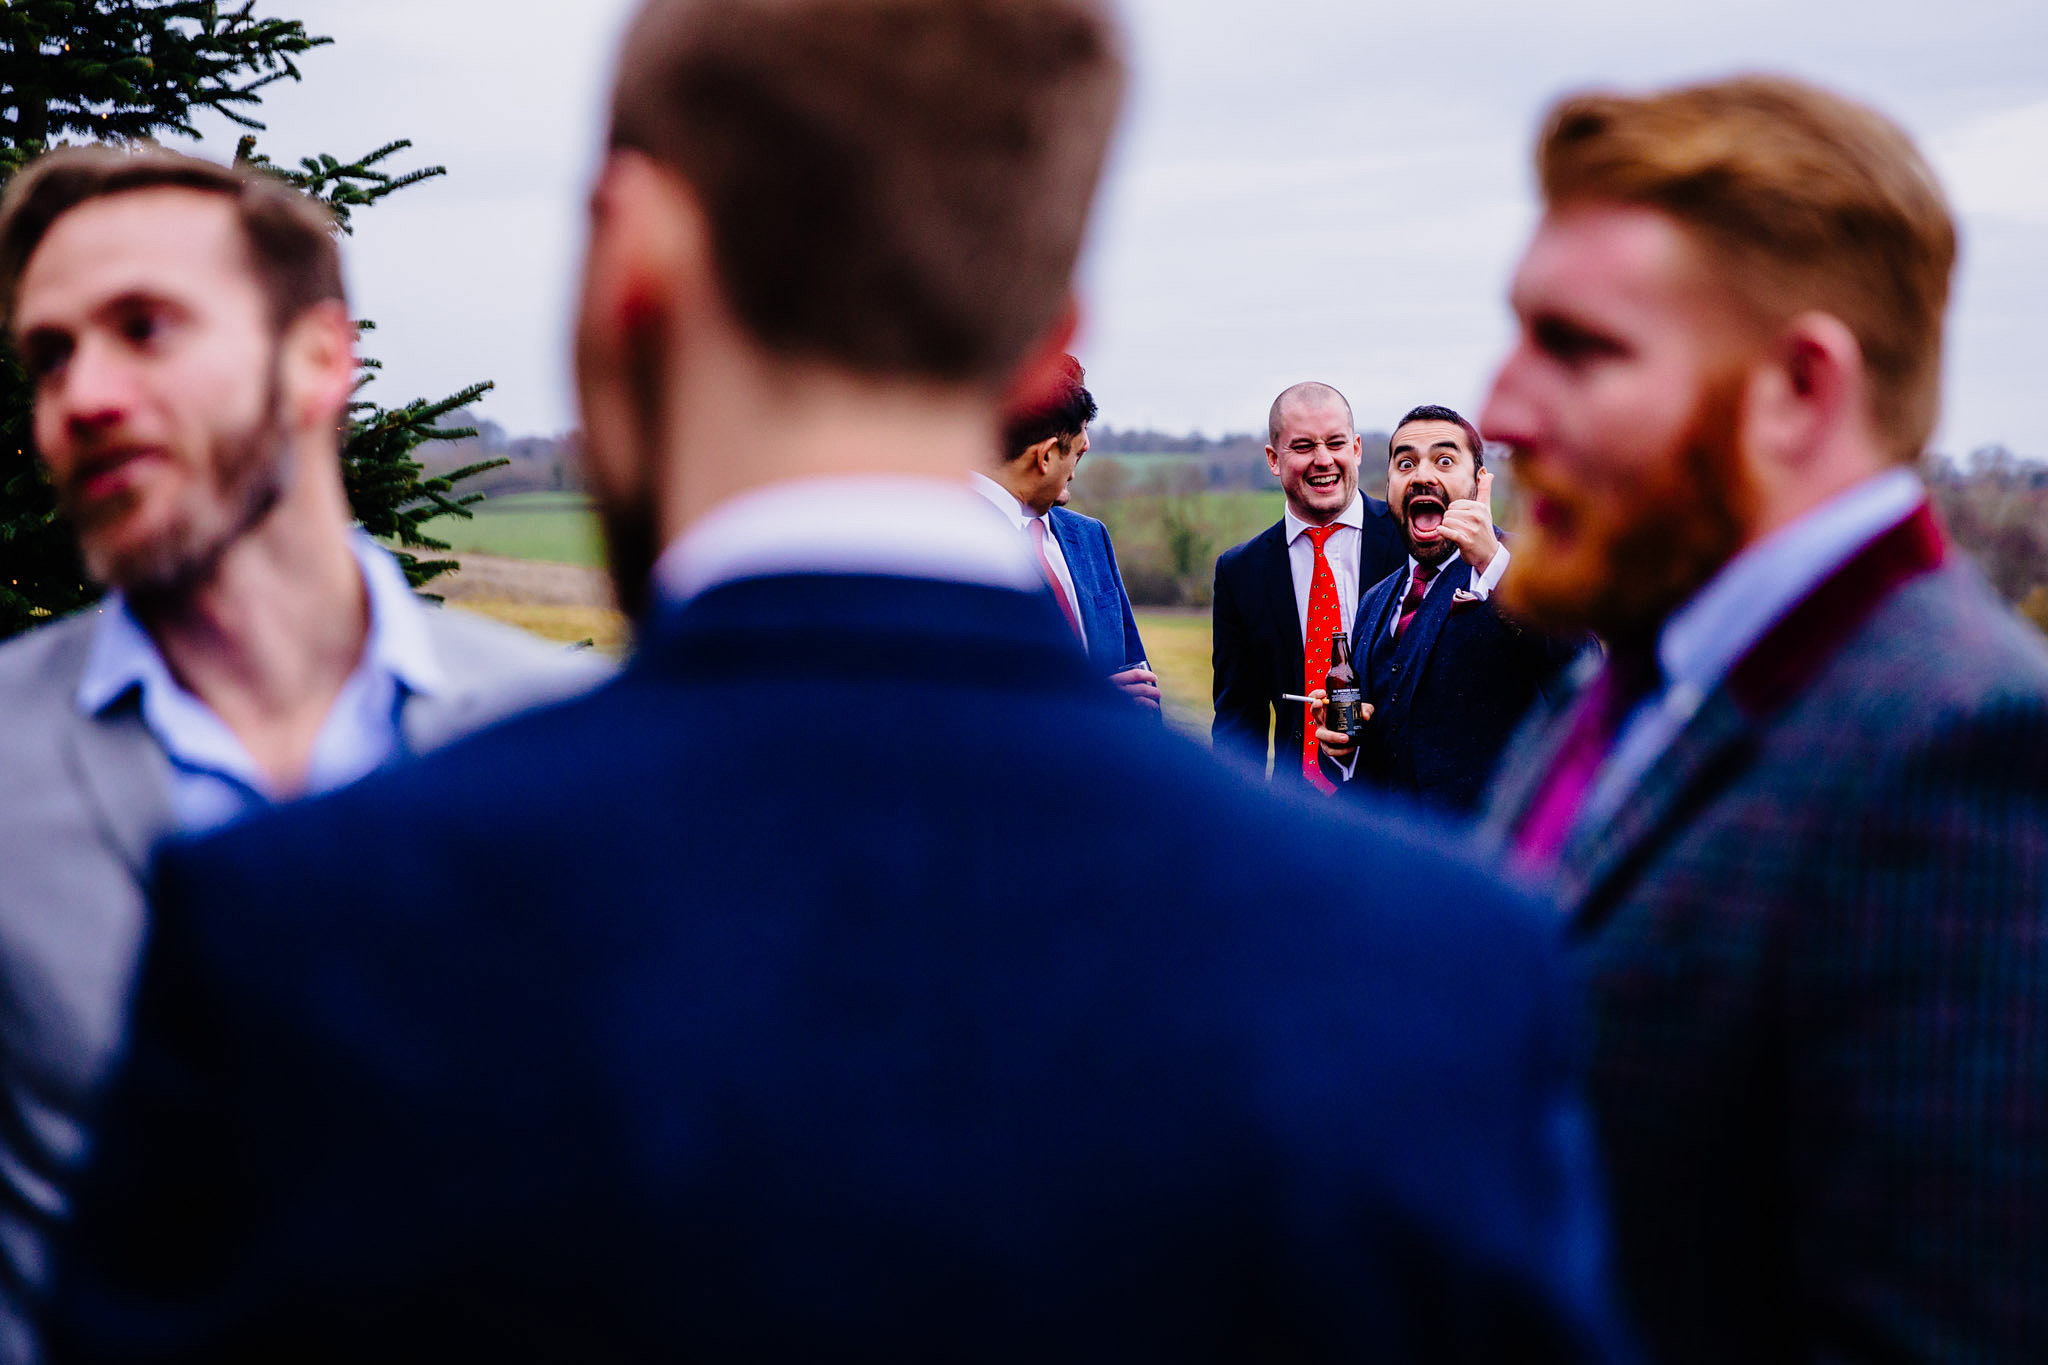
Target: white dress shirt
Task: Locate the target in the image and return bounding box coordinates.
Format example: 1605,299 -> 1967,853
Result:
967,472 -> 1086,648
75,534 -> 449,835
1383,547 -> 1512,638
1283,493 -> 1367,640
1574,467 -> 1926,832
655,474 -> 1041,608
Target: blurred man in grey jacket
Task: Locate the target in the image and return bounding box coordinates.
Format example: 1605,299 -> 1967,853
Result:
0,146 -> 598,1363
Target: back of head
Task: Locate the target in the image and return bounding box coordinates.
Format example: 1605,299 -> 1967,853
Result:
1002,353 -> 1096,460
1536,75 -> 1955,463
609,0 -> 1126,387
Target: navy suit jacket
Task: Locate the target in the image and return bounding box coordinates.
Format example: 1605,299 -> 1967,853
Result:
1046,505 -> 1146,675
1343,555 -> 1586,814
1211,500 -> 1406,788
53,571 -> 1626,1364
1483,506 -> 2048,1364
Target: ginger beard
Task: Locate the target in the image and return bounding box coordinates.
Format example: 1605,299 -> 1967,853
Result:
58,360 -> 292,605
1500,371 -> 1755,645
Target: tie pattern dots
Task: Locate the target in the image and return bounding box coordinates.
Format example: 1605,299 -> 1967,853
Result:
1302,524 -> 1343,795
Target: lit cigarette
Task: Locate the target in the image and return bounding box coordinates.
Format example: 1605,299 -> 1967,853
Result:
1280,693 -> 1318,705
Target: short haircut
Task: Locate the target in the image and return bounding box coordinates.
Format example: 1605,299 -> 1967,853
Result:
0,144 -> 344,331
1391,403 -> 1485,470
1003,353 -> 1097,460
1537,76 -> 1955,463
608,0 -> 1126,387
1267,381 -> 1353,446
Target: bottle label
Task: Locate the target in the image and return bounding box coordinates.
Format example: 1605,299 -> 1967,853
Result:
1328,687 -> 1364,738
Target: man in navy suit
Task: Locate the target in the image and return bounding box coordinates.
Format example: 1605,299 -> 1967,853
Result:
48,1 -> 1628,1360
1211,382 -> 1408,791
972,354 -> 1159,710
1315,406 -> 1584,813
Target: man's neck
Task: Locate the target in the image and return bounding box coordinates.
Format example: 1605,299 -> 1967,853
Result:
989,464 -> 1050,518
134,469 -> 369,793
658,354 -> 1002,547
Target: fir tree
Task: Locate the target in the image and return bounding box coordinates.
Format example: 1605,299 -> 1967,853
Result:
0,0 -> 503,638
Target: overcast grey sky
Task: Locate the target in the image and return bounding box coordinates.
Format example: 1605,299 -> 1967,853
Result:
186,0 -> 2048,453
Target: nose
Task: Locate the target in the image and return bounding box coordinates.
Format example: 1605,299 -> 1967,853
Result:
1478,344 -> 1537,454
54,335 -> 139,439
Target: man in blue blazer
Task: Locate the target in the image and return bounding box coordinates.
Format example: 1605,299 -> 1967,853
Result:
1211,383 -> 1409,790
48,2 -> 1628,1360
1478,77 -> 2048,1363
1316,406 -> 1585,813
972,354 -> 1158,709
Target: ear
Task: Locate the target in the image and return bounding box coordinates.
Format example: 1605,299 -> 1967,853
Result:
1000,296 -> 1081,415
1265,444 -> 1281,477
278,299 -> 356,435
574,151 -> 715,498
1027,435 -> 1062,476
1743,311 -> 1863,473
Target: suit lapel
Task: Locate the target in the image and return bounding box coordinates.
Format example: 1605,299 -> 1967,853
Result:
1353,571 -> 1402,675
1379,559 -> 1469,718
1047,510 -> 1106,658
1482,652 -> 1601,842
63,702 -> 175,877
1259,526 -> 1304,690
1553,689 -> 1754,933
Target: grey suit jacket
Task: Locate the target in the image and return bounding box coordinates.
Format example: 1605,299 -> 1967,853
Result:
0,604 -> 603,1364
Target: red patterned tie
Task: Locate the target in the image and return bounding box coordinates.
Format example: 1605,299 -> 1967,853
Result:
1394,561 -> 1437,639
1301,523 -> 1343,794
1028,518 -> 1083,640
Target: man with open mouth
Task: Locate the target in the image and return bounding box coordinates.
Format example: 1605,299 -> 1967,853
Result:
1313,404 -> 1586,813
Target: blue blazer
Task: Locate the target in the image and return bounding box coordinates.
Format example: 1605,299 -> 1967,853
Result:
1210,500 -> 1407,789
52,572 -> 1627,1363
1046,505 -> 1145,675
1343,554 -> 1586,813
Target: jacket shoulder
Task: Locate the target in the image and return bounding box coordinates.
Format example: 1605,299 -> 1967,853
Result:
420,605 -> 612,687
0,608 -> 102,710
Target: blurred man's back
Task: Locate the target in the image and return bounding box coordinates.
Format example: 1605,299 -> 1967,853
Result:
49,2 -> 1626,1360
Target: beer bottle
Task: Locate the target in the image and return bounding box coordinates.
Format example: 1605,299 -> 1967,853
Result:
1326,633 -> 1364,742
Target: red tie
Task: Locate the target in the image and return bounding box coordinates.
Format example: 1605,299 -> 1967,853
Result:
1301,523 -> 1343,794
1028,518 -> 1083,640
1395,561 -> 1437,639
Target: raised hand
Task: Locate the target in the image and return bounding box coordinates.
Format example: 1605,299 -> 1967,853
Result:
1437,466 -> 1499,571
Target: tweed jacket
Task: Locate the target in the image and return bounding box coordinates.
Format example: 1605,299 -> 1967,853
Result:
1483,506 -> 2048,1364
0,604 -> 602,1365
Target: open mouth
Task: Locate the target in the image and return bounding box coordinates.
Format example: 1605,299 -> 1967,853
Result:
1405,496 -> 1446,538
1304,471 -> 1344,493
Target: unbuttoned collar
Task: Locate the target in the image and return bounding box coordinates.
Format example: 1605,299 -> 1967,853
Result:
77,532 -> 448,720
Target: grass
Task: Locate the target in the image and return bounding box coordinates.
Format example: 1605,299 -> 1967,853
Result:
440,493 -> 1224,740
426,492 -> 604,566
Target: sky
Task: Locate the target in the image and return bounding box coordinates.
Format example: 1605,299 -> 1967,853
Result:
185,0 -> 2048,453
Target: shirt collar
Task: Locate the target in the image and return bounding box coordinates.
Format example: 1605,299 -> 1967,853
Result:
1656,467 -> 1925,696
655,475 -> 1040,607
77,533 -> 446,719
1284,491 -> 1365,545
968,470 -> 1043,533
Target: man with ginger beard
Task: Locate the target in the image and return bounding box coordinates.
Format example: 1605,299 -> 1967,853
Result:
1477,76 -> 2048,1363
0,147 -> 595,1365
43,2 -> 1630,1360
1311,405 -> 1585,814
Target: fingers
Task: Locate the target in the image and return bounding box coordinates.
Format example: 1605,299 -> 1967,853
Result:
1316,726 -> 1355,754
1117,678 -> 1163,704
1477,466 -> 1494,507
1111,666 -> 1158,685
1306,686 -> 1328,725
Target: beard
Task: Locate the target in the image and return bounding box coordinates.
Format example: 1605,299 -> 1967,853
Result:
1500,373 -> 1754,645
1400,473 -> 1476,567
63,363 -> 291,605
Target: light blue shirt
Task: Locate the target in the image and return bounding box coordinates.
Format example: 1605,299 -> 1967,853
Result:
1575,467 -> 1926,832
75,535 -> 449,834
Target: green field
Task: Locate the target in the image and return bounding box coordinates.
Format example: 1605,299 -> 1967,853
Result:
440,491 -> 1224,737
426,492 -> 604,566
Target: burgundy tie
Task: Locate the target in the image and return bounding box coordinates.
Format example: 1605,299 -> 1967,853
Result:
1514,648 -> 1662,867
1394,561 -> 1437,639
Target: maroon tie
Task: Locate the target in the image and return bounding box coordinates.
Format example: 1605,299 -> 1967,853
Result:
1394,561 -> 1437,639
1513,648 -> 1662,867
